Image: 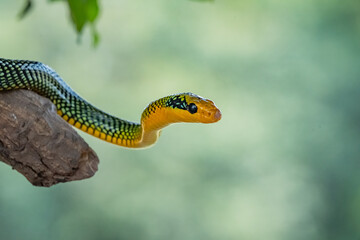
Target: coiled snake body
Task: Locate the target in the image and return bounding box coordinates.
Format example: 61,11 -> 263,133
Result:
0,58 -> 221,148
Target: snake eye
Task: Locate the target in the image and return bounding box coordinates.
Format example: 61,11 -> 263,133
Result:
187,103 -> 198,114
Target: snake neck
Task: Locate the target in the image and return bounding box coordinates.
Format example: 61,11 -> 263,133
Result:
137,127 -> 162,148
137,98 -> 172,148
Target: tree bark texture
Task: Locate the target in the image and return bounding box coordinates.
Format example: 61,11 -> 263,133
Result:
0,90 -> 99,187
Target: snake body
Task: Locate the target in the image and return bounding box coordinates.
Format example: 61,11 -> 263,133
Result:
0,58 -> 221,148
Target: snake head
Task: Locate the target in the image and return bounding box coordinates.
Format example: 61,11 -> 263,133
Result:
141,92 -> 221,133
166,93 -> 222,124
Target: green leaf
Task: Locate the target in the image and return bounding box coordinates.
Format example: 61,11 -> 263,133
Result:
18,0 -> 33,19
67,0 -> 100,46
86,0 -> 99,22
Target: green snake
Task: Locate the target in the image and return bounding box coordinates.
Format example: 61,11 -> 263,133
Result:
0,58 -> 221,148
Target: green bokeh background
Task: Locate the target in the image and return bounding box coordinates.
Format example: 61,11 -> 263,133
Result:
1,0 -> 360,239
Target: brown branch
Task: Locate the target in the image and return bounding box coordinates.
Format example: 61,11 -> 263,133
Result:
0,90 -> 99,187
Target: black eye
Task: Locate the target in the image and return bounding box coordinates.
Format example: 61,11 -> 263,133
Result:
187,103 -> 197,114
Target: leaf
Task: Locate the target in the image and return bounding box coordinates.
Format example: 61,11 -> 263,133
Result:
67,0 -> 100,46
18,0 -> 32,19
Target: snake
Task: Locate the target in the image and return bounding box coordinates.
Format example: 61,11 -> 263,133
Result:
0,58 -> 221,148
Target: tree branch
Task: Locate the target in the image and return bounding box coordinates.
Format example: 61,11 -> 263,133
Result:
0,90 -> 99,187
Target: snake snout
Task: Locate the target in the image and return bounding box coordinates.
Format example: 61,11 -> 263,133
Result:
206,99 -> 221,122
213,108 -> 222,122
201,100 -> 221,123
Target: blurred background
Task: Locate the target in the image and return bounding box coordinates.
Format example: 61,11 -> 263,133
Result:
1,0 -> 360,239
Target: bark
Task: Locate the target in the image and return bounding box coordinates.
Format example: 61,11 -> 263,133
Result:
0,90 -> 99,187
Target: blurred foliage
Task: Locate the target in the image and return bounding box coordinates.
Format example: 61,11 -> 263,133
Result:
19,0 -> 100,46
18,0 -> 212,46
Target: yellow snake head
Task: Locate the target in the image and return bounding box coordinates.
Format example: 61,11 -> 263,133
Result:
141,92 -> 221,132
169,93 -> 222,124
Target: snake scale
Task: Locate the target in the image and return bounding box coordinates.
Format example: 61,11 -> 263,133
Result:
0,58 -> 221,148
